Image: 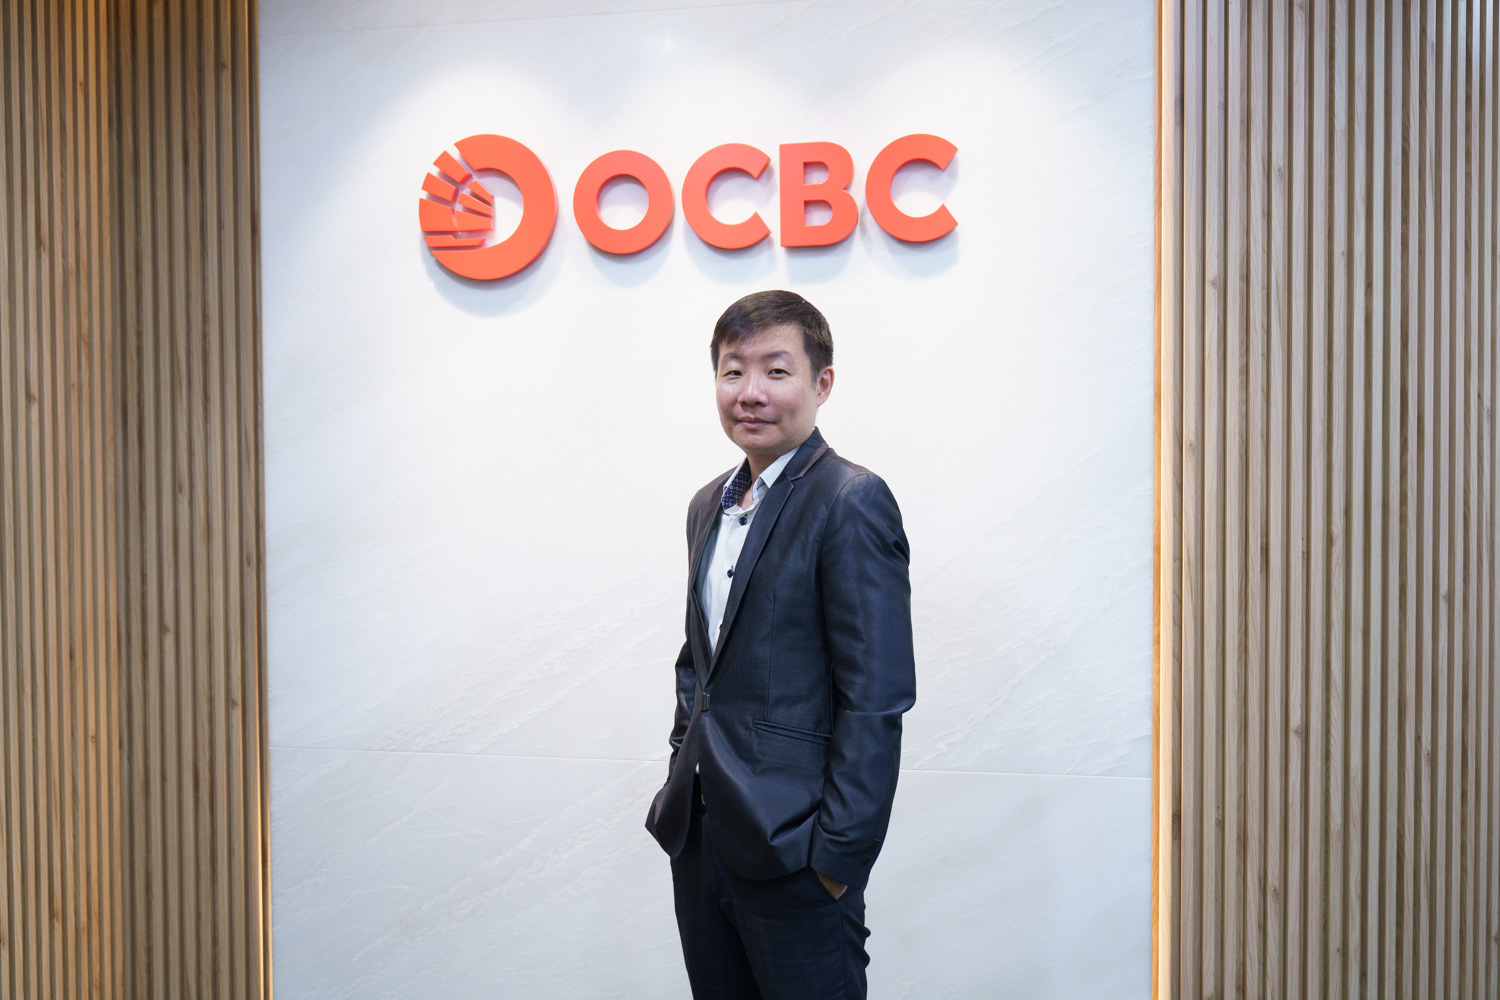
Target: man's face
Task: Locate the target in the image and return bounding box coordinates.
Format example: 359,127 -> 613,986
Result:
715,323 -> 834,465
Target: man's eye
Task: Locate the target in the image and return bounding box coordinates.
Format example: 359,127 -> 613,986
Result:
770,368 -> 788,375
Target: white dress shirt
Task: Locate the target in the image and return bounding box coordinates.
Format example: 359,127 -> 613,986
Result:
700,447 -> 799,654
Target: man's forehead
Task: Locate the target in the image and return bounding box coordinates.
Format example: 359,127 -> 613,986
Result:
720,346 -> 795,362
720,325 -> 805,362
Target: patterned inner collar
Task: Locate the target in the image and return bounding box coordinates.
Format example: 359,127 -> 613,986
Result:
719,446 -> 800,514
719,462 -> 754,513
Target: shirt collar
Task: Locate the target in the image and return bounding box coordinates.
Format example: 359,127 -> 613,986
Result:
720,446 -> 799,513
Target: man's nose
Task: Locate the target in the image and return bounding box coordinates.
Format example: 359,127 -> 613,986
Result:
738,373 -> 769,404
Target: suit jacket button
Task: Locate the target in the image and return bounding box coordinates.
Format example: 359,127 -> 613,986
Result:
861,856 -> 871,866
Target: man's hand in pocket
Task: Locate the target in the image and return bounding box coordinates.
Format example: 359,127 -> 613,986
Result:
816,871 -> 847,900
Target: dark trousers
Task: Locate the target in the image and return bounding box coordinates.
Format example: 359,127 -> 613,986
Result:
670,788 -> 870,1000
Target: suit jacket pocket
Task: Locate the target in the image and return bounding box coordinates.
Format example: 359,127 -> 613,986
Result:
751,719 -> 832,773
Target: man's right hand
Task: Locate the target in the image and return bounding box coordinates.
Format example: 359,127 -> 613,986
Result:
815,871 -> 847,900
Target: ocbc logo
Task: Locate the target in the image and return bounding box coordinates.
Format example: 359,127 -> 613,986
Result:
418,134 -> 957,281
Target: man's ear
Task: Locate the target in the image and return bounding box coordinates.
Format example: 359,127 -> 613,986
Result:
815,366 -> 835,405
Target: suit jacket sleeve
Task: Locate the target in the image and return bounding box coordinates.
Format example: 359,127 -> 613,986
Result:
809,472 -> 916,890
667,636 -> 695,770
667,498 -> 703,771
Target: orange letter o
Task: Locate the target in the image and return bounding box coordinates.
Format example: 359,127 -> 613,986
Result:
573,150 -> 675,255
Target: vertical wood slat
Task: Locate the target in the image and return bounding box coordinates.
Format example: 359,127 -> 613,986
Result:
1204,0 -> 1227,992
1397,4 -> 1417,994
1460,8 -> 1483,996
1244,4 -> 1270,997
1158,2 -> 1500,998
0,1 -> 267,997
1153,0 -> 1185,992
1224,2 -> 1248,995
1482,5 -> 1494,995
1462,5 -> 1482,990
1181,0 -> 1206,991
1374,5 -> 1401,995
1347,2 -> 1372,993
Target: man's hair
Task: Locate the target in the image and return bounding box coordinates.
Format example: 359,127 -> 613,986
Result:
710,290 -> 834,375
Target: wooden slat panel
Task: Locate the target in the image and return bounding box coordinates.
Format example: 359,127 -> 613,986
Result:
1,1 -> 121,996
1158,1 -> 1500,997
0,1 -> 267,997
109,0 -> 269,995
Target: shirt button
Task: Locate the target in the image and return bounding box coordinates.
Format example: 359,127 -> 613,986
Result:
739,516 -> 748,525
727,567 -> 734,578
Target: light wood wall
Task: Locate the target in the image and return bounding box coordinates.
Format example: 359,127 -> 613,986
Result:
0,1 -> 268,997
1157,2 -> 1500,999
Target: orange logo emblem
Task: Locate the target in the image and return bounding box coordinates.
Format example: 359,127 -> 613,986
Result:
418,135 -> 557,280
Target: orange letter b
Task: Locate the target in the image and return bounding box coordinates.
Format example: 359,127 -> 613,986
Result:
778,142 -> 858,248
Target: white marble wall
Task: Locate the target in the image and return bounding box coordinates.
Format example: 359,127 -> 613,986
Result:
260,0 -> 1156,996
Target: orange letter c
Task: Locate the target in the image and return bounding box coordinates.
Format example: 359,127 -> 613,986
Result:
865,133 -> 957,243
682,143 -> 772,250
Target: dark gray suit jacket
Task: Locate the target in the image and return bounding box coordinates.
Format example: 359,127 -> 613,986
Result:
644,427 -> 916,891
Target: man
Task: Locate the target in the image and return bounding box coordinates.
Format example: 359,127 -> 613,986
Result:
645,289 -> 916,999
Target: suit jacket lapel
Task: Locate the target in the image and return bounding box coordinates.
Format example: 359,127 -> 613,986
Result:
707,429 -> 830,680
